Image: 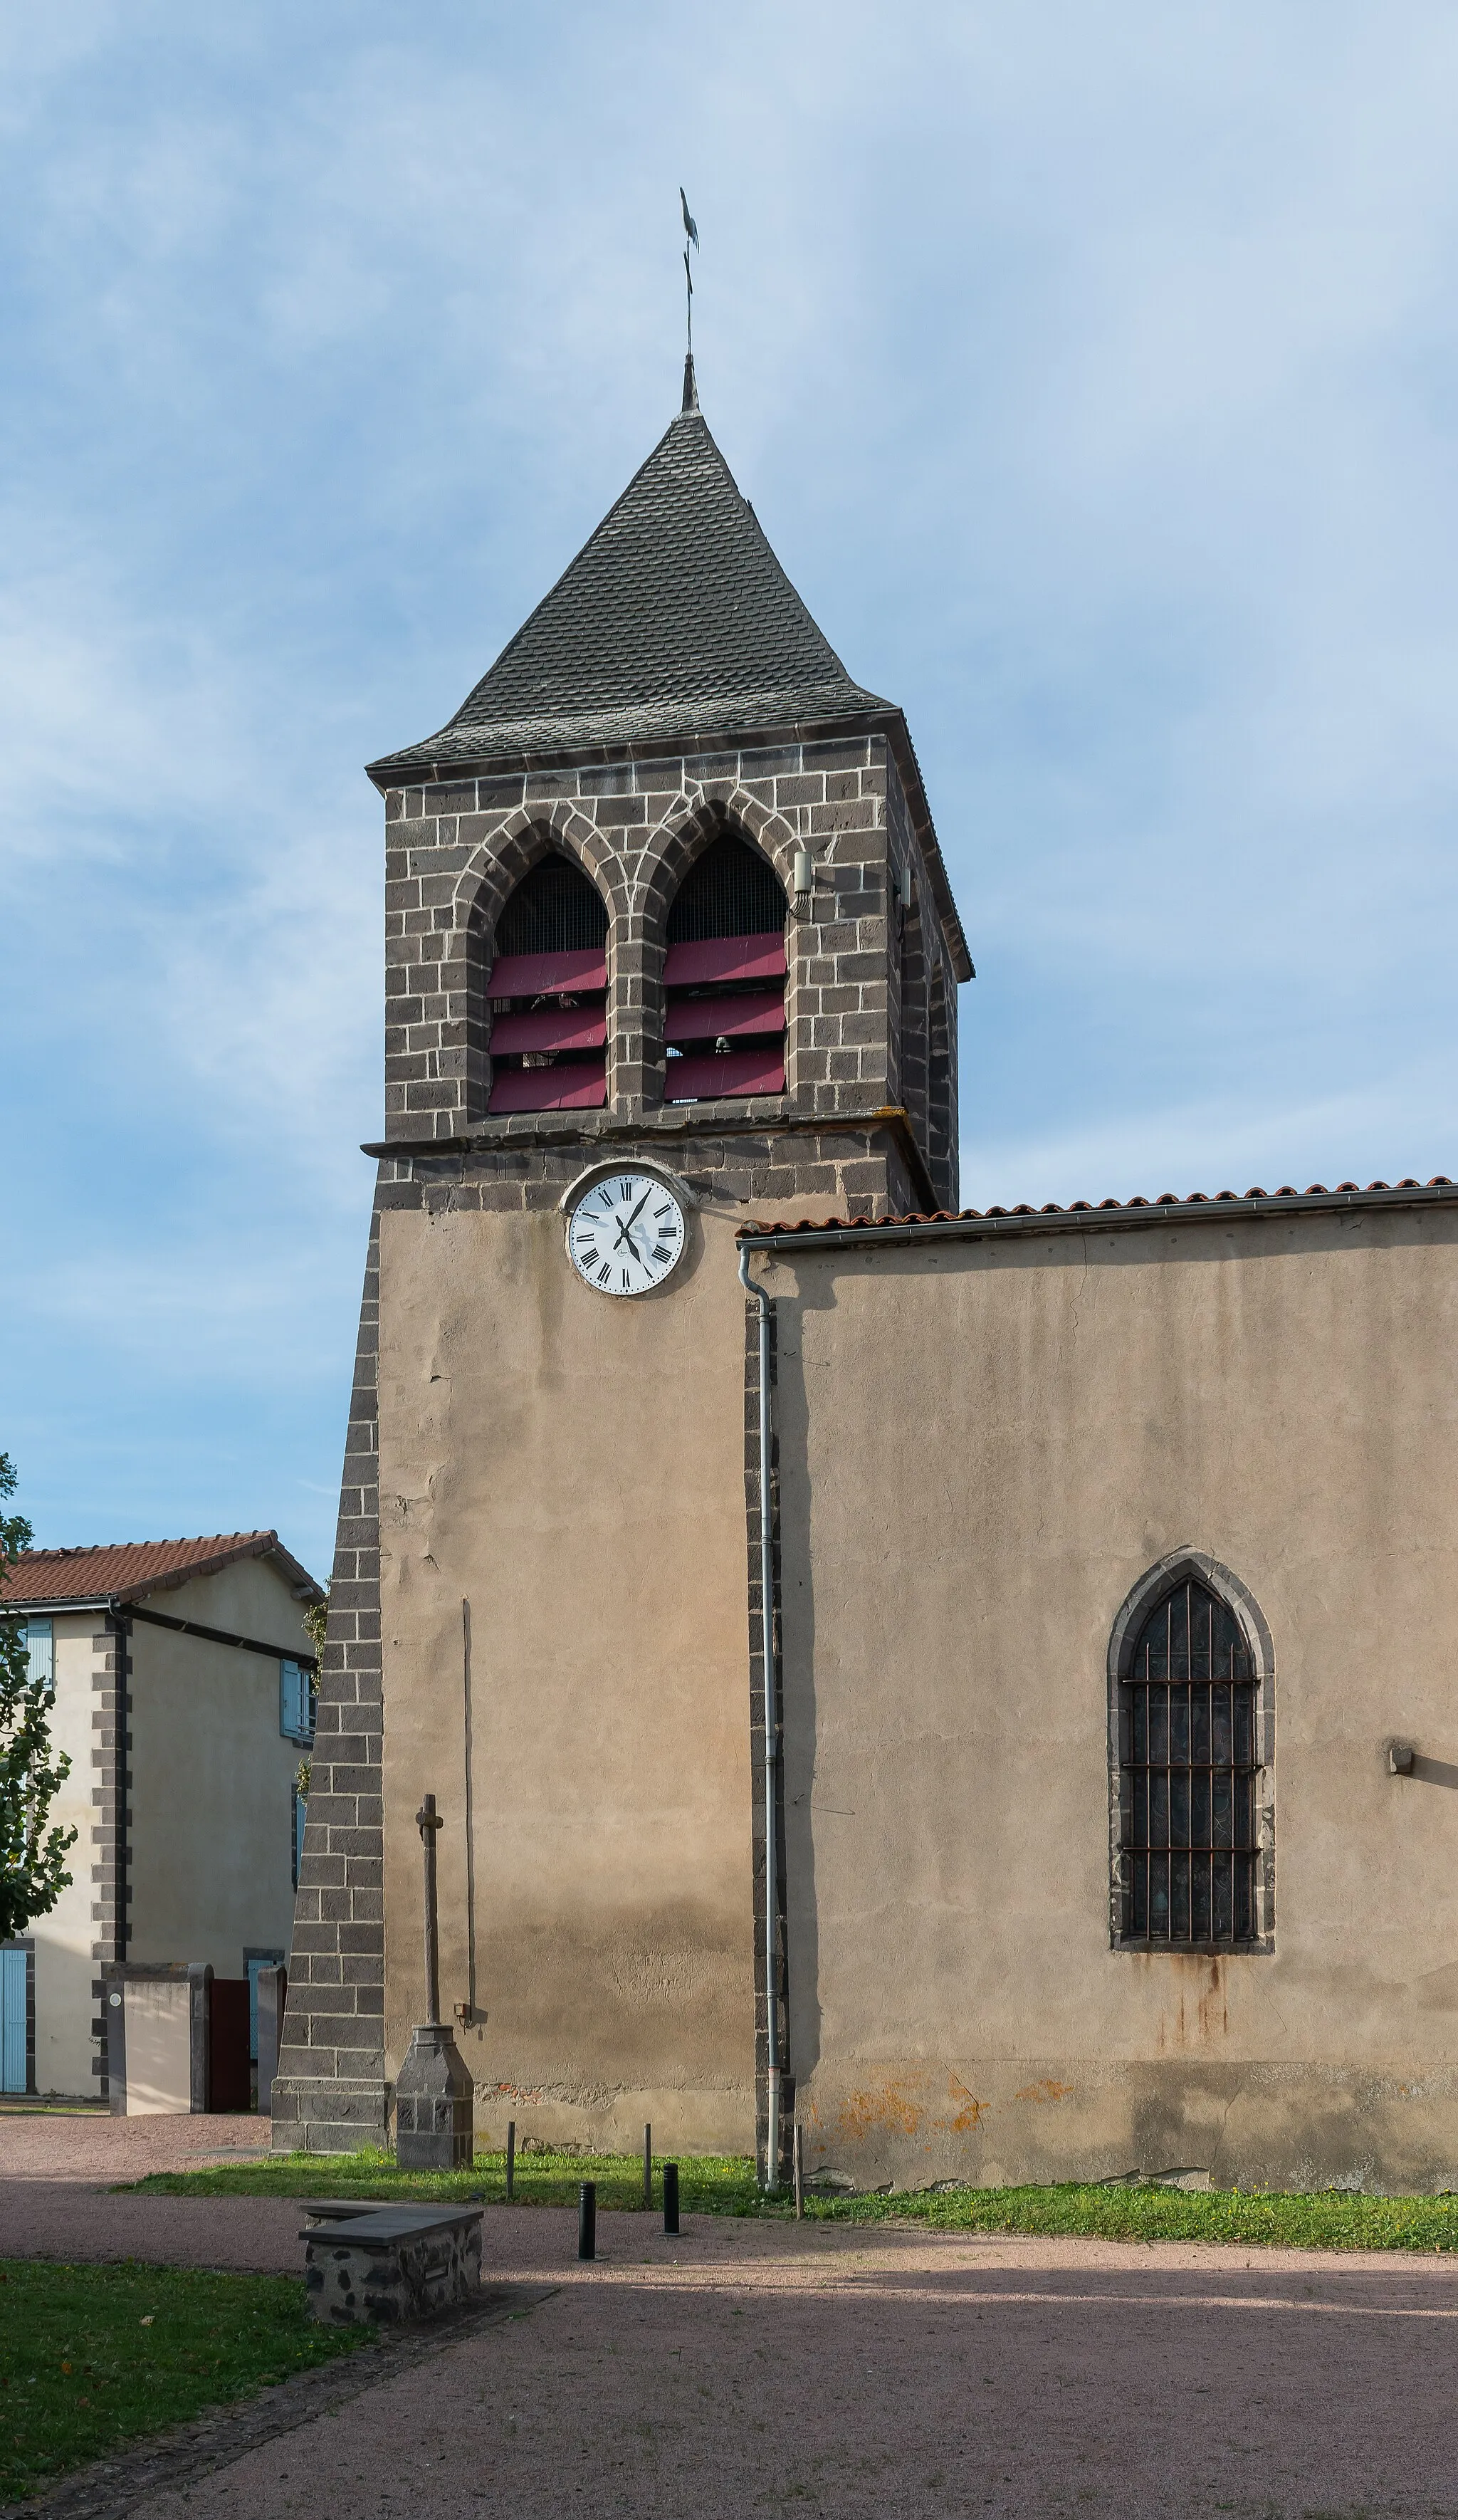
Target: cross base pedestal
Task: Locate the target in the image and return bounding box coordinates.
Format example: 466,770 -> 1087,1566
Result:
394,2022 -> 474,2170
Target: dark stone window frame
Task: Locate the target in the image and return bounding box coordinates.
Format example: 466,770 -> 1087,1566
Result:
1108,1549 -> 1275,1955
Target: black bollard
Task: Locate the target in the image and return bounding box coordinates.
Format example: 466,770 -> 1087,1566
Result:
505,2118 -> 516,2202
663,2161 -> 679,2237
578,2179 -> 597,2262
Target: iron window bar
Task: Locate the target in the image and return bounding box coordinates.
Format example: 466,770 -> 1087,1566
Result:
1118,1578 -> 1259,1947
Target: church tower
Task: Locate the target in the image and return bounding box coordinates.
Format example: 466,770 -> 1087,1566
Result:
273,367 -> 971,2158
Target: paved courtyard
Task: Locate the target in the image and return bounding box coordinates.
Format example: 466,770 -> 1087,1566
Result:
2,2113 -> 1456,2518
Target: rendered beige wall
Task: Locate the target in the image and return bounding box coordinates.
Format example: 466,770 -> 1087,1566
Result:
129,1559 -> 307,1977
769,1204 -> 1458,2191
377,1198 -> 757,2152
31,1615 -> 103,2096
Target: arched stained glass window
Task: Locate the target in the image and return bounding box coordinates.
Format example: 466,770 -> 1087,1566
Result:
1118,1577 -> 1259,1946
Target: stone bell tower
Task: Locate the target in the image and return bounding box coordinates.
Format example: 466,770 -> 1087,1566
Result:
273,360 -> 971,2155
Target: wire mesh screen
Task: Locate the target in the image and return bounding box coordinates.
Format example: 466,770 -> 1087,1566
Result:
666,835 -> 786,943
498,854 -> 609,955
1119,1579 -> 1258,1945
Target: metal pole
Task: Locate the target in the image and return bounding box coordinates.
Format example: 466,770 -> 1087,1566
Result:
578,2180 -> 597,2261
416,1794 -> 444,2026
793,2121 -> 804,2221
462,1601 -> 477,2022
738,1245 -> 781,2190
505,2118 -> 516,2201
643,2121 -> 653,2209
663,2162 -> 680,2237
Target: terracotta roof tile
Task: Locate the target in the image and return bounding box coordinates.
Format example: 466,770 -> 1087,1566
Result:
1,1532 -> 322,1611
744,1178 -> 1457,1235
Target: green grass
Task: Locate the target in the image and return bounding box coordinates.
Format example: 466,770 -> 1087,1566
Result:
125,2147 -> 1458,2253
129,2145 -> 762,2214
0,2259 -> 372,2501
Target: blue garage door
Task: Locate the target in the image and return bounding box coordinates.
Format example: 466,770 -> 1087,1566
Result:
0,1949 -> 27,2093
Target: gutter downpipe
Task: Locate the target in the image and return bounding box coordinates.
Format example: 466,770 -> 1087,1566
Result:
738,1243 -> 781,2191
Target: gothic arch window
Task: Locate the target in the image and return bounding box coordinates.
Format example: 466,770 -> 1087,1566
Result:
486,852 -> 609,1114
662,830 -> 787,1104
1110,1559 -> 1273,1950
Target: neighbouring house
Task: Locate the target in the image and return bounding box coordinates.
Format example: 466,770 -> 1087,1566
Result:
1,1530 -> 321,2099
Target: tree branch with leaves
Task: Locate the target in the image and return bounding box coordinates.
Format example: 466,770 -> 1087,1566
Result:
0,1455 -> 77,1941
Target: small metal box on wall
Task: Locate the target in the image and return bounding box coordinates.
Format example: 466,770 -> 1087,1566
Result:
102,1962 -> 213,2113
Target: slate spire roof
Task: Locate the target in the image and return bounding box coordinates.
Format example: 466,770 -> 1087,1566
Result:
367,394 -> 893,780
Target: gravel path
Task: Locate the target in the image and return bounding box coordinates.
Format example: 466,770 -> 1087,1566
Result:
108,2212 -> 1458,2520
0,2111 -> 270,2183
4,2117 -> 1457,2517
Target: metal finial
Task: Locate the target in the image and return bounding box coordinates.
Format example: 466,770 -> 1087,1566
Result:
679,188 -> 700,380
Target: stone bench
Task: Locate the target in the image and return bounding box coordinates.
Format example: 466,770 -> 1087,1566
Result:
300,2199 -> 483,2326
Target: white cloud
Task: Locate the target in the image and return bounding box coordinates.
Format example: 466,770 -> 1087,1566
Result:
6,0 -> 1458,1555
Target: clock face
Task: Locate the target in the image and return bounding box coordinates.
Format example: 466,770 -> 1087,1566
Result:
566,1172 -> 687,1297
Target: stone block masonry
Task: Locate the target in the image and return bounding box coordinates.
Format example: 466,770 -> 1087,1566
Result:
271,1213 -> 387,2153
301,2202 -> 483,2324
377,733 -> 960,1212
90,1619 -> 130,2093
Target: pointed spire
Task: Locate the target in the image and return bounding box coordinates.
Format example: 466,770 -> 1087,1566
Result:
367,398 -> 891,779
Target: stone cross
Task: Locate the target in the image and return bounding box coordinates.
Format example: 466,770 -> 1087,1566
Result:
395,1787 -> 473,2170
416,1792 -> 444,2026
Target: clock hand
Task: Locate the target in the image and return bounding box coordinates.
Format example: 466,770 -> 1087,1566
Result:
625,1188 -> 654,1230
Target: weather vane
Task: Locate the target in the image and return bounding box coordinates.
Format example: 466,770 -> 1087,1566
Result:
680,187 -> 699,359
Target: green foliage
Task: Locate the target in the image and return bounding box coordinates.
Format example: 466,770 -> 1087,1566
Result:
0,1455 -> 76,1941
0,2258 -> 369,2499
128,2150 -> 1458,2252
302,1588 -> 327,1662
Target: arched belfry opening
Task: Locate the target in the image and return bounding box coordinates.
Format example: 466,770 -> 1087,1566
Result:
486,853 -> 609,1114
663,830 -> 787,1103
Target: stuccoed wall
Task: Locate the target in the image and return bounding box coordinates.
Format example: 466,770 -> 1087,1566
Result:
31,1615 -> 103,2096
768,1201 -> 1458,2194
127,1557 -> 308,1977
375,1196 -> 759,2153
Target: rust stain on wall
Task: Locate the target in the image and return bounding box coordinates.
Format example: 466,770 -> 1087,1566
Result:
1014,2078 -> 1074,2104
837,2081 -> 928,2142
1197,1957 -> 1228,2041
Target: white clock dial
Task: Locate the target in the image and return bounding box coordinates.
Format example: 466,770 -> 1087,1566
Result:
567,1172 -> 687,1297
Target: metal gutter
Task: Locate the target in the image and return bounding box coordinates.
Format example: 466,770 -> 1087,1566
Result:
1,1593 -> 317,1671
738,1243 -> 782,2192
735,1180 -> 1458,1255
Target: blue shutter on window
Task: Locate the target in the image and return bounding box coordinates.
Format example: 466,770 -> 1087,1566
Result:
22,1621 -> 53,1691
0,1950 -> 27,2094
293,1790 -> 308,1888
280,1659 -> 303,1740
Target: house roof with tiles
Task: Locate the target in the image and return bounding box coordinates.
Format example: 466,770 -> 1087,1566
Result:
739,1178 -> 1458,1243
367,365 -> 892,782
2,1530 -> 323,1612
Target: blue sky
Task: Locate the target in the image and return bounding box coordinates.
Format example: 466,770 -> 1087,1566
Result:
5,3 -> 1458,1578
